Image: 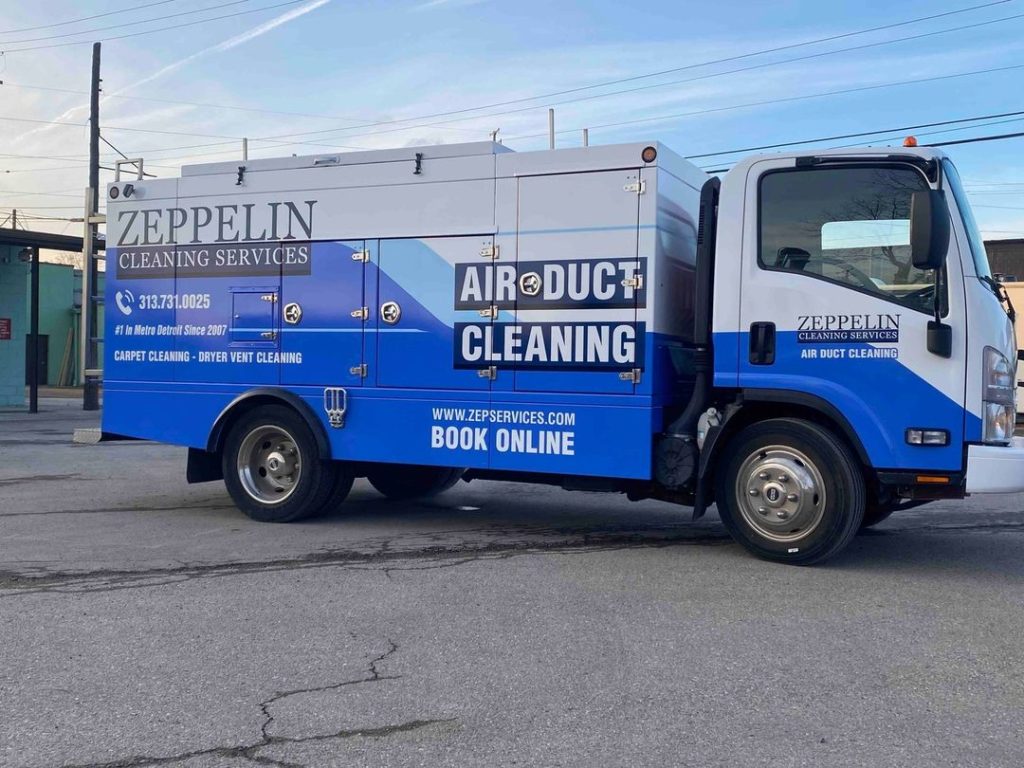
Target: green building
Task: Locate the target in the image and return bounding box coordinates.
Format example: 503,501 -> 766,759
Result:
20,262 -> 105,389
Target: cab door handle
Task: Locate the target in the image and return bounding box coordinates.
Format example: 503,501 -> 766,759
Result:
749,322 -> 776,365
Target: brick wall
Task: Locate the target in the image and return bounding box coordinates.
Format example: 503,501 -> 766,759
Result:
0,245 -> 28,407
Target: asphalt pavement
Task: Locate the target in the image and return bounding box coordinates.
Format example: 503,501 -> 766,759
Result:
2,400 -> 1024,767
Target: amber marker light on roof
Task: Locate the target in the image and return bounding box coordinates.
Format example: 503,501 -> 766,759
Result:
903,136 -> 919,147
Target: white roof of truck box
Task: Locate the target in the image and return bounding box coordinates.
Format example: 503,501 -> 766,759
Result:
182,141 -> 513,176
181,140 -> 707,190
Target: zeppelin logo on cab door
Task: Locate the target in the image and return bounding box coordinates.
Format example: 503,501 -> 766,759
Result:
796,313 -> 901,343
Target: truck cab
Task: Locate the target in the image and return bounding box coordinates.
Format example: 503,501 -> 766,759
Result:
696,146 -> 1022,561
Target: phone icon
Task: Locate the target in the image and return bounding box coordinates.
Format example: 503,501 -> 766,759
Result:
115,290 -> 134,316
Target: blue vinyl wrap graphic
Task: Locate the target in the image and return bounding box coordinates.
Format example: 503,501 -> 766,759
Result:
103,238 -> 687,481
718,330 -> 977,471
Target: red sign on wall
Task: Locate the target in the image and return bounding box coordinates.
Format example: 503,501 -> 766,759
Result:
0,318 -> 10,341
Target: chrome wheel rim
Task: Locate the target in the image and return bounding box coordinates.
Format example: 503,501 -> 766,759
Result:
237,425 -> 302,505
734,444 -> 826,543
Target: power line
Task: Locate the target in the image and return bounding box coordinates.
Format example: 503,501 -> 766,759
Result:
0,0 -> 177,35
3,0 -> 1006,142
0,189 -> 81,198
0,81 -> 484,136
930,130 -> 1024,146
682,109 -> 1024,159
0,1 -> 255,45
0,113 -> 244,139
4,2 -> 1013,161
1,0 -> 317,53
504,64 -> 1024,143
201,0 -> 1020,143
252,8 -> 1024,145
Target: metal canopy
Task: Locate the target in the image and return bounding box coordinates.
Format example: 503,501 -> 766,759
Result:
0,227 -> 104,253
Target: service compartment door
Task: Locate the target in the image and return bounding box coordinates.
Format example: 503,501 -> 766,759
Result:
375,236 -> 493,390
739,160 -> 967,471
513,170 -> 644,394
280,240 -> 365,387
175,268 -> 281,385
230,290 -> 279,344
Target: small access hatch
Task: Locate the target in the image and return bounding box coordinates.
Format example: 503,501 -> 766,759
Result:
231,290 -> 278,344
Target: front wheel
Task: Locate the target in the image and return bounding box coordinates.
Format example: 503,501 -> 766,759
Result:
715,418 -> 865,565
222,405 -> 345,522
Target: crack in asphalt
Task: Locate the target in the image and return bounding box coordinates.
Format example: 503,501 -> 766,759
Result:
0,473 -> 81,487
0,528 -> 730,597
0,501 -> 236,518
2,516 -> 1022,599
55,637 -> 453,768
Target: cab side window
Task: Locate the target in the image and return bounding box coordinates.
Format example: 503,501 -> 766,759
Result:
759,166 -> 937,314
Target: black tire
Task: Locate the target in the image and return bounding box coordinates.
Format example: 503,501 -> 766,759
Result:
715,418 -> 865,565
314,466 -> 356,518
366,465 -> 463,501
222,404 -> 341,523
859,503 -> 896,530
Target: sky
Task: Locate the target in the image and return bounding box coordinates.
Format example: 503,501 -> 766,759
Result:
0,0 -> 1022,247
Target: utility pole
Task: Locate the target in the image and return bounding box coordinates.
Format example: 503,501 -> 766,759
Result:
12,209 -> 17,229
548,109 -> 555,150
28,247 -> 39,414
82,42 -> 101,411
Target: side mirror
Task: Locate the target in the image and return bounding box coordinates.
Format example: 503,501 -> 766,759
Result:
910,189 -> 951,271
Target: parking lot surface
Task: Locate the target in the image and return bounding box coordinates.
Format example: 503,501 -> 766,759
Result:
3,401 -> 1024,767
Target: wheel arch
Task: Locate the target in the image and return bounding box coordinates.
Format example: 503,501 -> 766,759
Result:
694,389 -> 872,517
207,388 -> 331,458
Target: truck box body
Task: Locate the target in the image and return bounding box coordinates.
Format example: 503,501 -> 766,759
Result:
103,142 -> 705,480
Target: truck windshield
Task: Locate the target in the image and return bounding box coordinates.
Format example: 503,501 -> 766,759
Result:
942,158 -> 992,279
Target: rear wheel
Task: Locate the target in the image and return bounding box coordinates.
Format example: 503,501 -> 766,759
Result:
715,418 -> 865,565
367,465 -> 463,500
222,405 -> 342,522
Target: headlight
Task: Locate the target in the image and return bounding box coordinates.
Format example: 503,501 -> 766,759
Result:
983,346 -> 1015,444
984,402 -> 1015,444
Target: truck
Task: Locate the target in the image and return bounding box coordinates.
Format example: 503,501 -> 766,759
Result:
102,139 -> 1024,565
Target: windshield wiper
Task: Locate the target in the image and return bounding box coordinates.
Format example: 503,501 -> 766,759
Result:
980,275 -> 1017,323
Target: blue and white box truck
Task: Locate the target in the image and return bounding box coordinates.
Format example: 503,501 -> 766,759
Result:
103,140 -> 1024,564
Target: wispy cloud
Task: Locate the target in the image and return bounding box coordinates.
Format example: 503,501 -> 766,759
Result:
14,0 -> 331,143
414,0 -> 486,11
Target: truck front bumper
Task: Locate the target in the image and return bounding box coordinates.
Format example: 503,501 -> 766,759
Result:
966,436 -> 1024,493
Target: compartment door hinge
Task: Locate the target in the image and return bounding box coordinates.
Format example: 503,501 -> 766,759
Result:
618,368 -> 642,384
624,180 -> 646,195
351,250 -> 370,263
477,365 -> 498,380
621,275 -> 644,290
477,305 -> 498,319
350,307 -> 369,321
260,294 -> 277,303
480,244 -> 500,260
349,363 -> 367,378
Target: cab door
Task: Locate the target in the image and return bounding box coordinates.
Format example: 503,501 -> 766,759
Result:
738,159 -> 967,471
